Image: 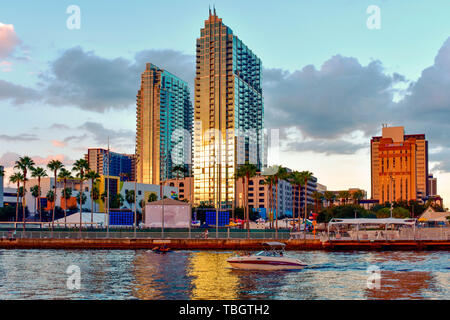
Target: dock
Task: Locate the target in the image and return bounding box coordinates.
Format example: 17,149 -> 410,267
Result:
1,238 -> 449,250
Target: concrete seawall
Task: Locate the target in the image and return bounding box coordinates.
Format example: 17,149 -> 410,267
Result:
0,238 -> 449,250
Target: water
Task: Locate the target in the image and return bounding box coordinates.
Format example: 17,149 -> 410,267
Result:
0,249 -> 448,299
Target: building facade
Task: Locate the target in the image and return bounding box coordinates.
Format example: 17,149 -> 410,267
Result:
371,126 -> 428,203
85,148 -> 136,181
163,177 -> 194,204
193,10 -> 264,207
428,174 -> 437,196
0,165 -> 3,207
136,63 -> 193,185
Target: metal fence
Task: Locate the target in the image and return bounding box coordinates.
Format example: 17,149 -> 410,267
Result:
324,227 -> 450,241
0,230 -> 294,240
1,228 -> 448,241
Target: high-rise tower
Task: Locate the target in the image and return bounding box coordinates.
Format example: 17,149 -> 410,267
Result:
371,126 -> 428,203
136,63 -> 193,185
193,10 -> 264,207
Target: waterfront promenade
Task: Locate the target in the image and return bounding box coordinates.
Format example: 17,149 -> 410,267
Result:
1,228 -> 449,251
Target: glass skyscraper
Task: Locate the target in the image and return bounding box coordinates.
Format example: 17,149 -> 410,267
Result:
136,63 -> 193,185
193,10 -> 264,207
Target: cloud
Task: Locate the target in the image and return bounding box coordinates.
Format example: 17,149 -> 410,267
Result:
0,152 -> 74,169
0,23 -> 21,59
0,152 -> 21,168
263,55 -> 403,139
0,79 -> 41,105
40,46 -> 195,112
283,139 -> 367,155
51,140 -> 67,148
78,121 -> 134,146
0,133 -> 39,141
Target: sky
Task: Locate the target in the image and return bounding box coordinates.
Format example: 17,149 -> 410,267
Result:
1,0 -> 450,207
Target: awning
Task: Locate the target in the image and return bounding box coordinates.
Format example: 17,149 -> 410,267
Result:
328,218 -> 416,227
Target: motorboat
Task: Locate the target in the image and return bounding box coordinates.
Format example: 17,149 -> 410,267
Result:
151,245 -> 171,253
226,242 -> 306,271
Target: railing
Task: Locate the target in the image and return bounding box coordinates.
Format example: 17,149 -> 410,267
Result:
325,227 -> 450,241
0,230 -> 293,240
1,228 -> 448,241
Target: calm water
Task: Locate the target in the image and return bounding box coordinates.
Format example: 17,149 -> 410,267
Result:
0,249 -> 448,299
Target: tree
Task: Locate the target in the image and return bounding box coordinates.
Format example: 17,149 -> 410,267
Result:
324,191 -> 335,208
236,162 -> 257,237
352,190 -> 365,205
9,172 -> 24,226
148,192 -> 158,202
85,170 -> 100,223
261,175 -> 275,228
47,159 -> 64,230
273,166 -> 288,234
46,190 -> 55,209
31,166 -> 47,223
289,171 -> 304,230
14,156 -> 35,230
125,190 -> 135,210
58,168 -> 72,225
76,192 -> 87,206
312,191 -> 324,215
72,159 -> 89,232
30,185 -> 40,214
299,171 -> 314,240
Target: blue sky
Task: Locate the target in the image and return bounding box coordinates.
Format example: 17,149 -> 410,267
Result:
1,0 -> 450,206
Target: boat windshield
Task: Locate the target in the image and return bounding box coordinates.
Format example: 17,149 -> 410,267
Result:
255,251 -> 266,256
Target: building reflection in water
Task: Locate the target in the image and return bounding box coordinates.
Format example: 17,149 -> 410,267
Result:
131,250 -> 192,299
364,251 -> 442,300
187,251 -> 239,300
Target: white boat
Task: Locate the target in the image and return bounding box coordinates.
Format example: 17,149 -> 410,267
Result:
227,242 -> 306,271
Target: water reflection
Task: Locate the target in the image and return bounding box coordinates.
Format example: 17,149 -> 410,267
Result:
187,251 -> 239,300
0,249 -> 447,300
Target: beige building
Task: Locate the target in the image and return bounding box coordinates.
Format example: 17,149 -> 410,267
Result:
371,126 -> 428,203
163,177 -> 194,204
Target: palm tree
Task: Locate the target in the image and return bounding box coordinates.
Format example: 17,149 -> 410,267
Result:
273,166 -> 288,236
61,187 -> 72,226
85,170 -> 100,223
91,187 -> 100,212
58,168 -> 72,225
9,172 -> 23,226
312,191 -> 324,214
324,191 -> 335,208
47,160 -> 64,230
72,159 -> 89,233
288,171 -> 305,230
14,156 -> 35,230
30,185 -> 40,214
31,167 -> 47,224
101,191 -> 108,210
76,192 -> 87,208
261,175 -> 275,228
236,162 -> 257,237
46,190 -> 55,221
299,171 -> 314,240
352,190 -> 365,206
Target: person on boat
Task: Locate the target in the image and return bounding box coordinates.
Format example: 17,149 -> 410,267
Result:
204,229 -> 209,239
